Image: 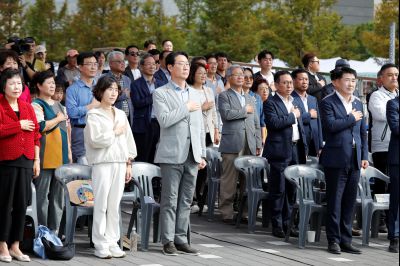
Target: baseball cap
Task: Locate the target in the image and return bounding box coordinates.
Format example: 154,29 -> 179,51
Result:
66,49 -> 79,57
335,58 -> 350,69
35,45 -> 46,54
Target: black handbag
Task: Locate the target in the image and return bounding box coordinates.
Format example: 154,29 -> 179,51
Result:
41,237 -> 75,260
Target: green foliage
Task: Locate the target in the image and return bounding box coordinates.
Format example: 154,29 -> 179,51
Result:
0,0 -> 25,42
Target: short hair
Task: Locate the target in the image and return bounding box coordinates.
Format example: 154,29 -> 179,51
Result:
0,50 -> 19,68
94,51 -> 105,59
330,69 -> 340,80
92,75 -> 121,102
257,50 -> 274,61
215,52 -> 228,60
291,68 -> 308,80
148,49 -> 160,56
139,53 -> 155,66
165,51 -> 189,69
226,64 -> 242,77
190,56 -> 206,65
107,50 -> 124,63
379,63 -> 398,74
251,77 -> 268,93
187,63 -> 206,85
77,52 -> 97,66
335,67 -> 357,79
301,52 -> 317,68
32,70 -> 55,95
205,53 -> 216,61
159,50 -> 171,60
125,44 -> 139,55
0,68 -> 22,94
243,67 -> 254,76
274,70 -> 291,83
162,39 -> 172,46
144,39 -> 156,49
55,81 -> 65,92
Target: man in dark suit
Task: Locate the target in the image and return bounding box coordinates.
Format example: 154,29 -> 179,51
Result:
291,68 -> 323,161
386,96 -> 399,253
130,53 -> 165,163
263,70 -> 308,238
123,45 -> 141,83
218,65 -> 262,223
153,50 -> 171,86
302,53 -> 326,103
320,67 -> 368,255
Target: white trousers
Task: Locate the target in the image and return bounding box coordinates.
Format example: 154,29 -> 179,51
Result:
92,162 -> 126,250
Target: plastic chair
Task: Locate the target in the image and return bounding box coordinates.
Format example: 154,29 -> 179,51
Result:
55,164 -> 93,245
122,162 -> 161,251
234,156 -> 269,233
284,165 -> 326,248
205,147 -> 223,221
26,182 -> 38,236
306,156 -> 323,170
358,166 -> 390,246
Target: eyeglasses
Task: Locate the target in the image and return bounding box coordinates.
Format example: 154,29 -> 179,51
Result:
111,60 -> 125,64
129,52 -> 139,57
231,74 -> 244,78
82,62 -> 98,67
143,63 -> 156,67
174,62 -> 190,67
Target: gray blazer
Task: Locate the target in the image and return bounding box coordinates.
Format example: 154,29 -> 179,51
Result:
218,89 -> 262,154
153,81 -> 206,164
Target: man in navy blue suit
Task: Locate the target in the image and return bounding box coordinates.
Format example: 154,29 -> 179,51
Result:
153,50 -> 171,86
130,53 -> 165,163
291,68 -> 323,162
320,67 -> 368,254
263,70 -> 308,238
386,96 -> 399,253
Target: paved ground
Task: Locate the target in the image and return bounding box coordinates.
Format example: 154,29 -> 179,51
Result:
9,206 -> 398,266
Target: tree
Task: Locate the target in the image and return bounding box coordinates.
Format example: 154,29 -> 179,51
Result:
23,0 -> 70,61
361,0 -> 399,61
189,0 -> 262,61
0,0 -> 25,43
257,0 -> 342,67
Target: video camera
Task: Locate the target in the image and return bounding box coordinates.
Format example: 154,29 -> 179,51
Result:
7,36 -> 35,55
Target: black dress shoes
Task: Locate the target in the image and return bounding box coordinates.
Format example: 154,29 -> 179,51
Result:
340,243 -> 362,254
389,238 -> 399,253
272,227 -> 285,238
289,229 -> 299,238
327,242 -> 341,254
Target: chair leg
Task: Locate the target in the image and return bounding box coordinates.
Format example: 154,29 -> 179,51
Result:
65,209 -> 77,244
370,210 -> 380,238
315,212 -> 324,242
140,204 -> 153,251
153,211 -> 160,243
298,207 -> 311,248
207,181 -> 217,221
236,195 -> 246,228
262,199 -> 269,228
362,206 -> 372,246
247,194 -> 257,233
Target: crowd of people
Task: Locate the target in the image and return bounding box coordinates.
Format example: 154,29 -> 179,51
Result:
0,36 -> 398,262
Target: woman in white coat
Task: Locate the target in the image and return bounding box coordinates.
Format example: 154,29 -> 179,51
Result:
84,76 -> 137,259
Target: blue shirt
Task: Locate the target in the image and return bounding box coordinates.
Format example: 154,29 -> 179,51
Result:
146,78 -> 156,118
66,79 -> 94,126
172,81 -> 189,103
232,88 -> 246,107
249,91 -> 265,127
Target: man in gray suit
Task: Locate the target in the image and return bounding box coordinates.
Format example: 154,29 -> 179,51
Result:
218,65 -> 262,223
153,51 -> 207,256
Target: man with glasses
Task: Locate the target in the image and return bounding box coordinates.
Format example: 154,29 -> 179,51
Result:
66,52 -> 100,164
104,50 -> 133,125
131,53 -> 164,163
153,51 -> 206,256
263,71 -> 307,238
254,49 -> 276,95
302,52 -> 326,103
124,45 -> 141,82
218,65 -> 262,224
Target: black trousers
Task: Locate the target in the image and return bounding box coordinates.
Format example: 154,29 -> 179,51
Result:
0,165 -> 32,242
388,164 -> 399,240
325,148 -> 359,244
133,119 -> 160,164
372,152 -> 389,194
268,143 -> 298,230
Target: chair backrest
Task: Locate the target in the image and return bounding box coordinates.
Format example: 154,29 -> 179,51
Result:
306,156 -> 319,165
358,166 -> 390,202
54,164 -> 92,207
206,147 -> 222,181
284,165 -> 325,203
131,162 -> 161,199
234,156 -> 268,191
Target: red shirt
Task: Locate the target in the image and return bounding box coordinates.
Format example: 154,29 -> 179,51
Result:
0,96 -> 40,161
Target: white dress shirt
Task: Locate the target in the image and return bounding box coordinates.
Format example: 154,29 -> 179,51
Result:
277,92 -> 300,142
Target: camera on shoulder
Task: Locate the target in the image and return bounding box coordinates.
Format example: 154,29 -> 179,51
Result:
7,36 -> 35,55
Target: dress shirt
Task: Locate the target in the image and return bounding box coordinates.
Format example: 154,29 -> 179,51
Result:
172,81 -> 189,103
131,68 -> 141,80
161,67 -> 171,81
276,92 -> 300,142
299,93 -> 309,112
66,79 -> 94,126
146,78 -> 156,118
232,88 -> 246,107
336,91 -> 356,144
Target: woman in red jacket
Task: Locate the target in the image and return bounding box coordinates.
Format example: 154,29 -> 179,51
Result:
0,68 -> 41,263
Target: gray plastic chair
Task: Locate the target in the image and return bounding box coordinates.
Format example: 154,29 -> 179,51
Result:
122,162 -> 161,251
25,182 -> 38,236
206,147 -> 223,221
358,166 -> 390,246
234,156 -> 269,233
306,156 -> 323,170
284,165 -> 326,248
55,164 -> 93,245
